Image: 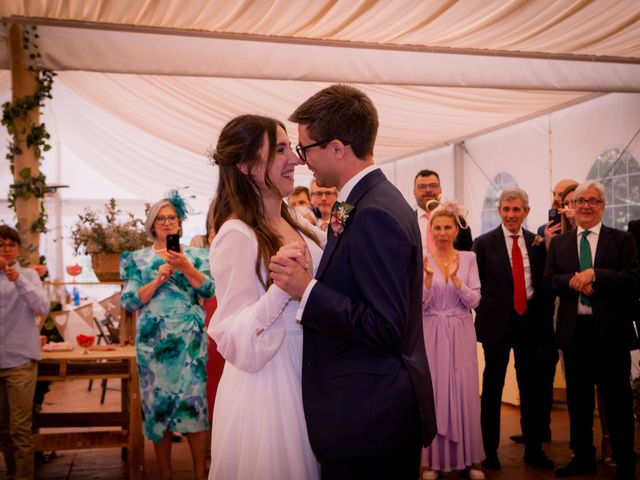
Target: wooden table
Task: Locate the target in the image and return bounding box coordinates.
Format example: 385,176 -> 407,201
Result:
35,346 -> 144,479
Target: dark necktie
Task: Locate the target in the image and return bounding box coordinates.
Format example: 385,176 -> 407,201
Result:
511,234 -> 527,315
579,230 -> 592,306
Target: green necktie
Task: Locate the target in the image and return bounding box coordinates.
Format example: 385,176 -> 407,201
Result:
579,230 -> 592,306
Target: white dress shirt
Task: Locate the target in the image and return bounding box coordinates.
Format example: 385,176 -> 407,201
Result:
316,219 -> 329,232
417,205 -> 430,257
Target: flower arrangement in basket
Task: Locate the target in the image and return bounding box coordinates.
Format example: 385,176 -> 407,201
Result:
71,199 -> 150,281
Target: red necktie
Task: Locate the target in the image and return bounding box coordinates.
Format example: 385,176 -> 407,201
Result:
511,235 -> 527,315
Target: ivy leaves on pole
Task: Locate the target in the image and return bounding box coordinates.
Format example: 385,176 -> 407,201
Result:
1,25 -> 55,235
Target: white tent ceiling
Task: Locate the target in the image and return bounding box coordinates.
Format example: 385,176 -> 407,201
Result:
0,0 -> 639,202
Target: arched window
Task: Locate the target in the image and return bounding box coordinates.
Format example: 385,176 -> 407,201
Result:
587,148 -> 640,230
480,172 -> 527,234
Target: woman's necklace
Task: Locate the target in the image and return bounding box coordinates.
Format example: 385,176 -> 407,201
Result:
433,250 -> 455,266
152,245 -> 167,253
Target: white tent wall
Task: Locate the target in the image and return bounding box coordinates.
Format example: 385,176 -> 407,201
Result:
400,92 -> 640,239
386,145 -> 455,207
550,93 -> 640,183
463,111 -> 553,235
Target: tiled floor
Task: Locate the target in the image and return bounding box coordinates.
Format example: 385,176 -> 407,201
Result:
1,379 -> 639,479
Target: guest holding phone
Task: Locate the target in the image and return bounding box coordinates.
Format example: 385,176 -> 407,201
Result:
121,190 -> 215,480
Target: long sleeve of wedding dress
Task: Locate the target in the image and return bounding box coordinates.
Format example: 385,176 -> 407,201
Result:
208,220 -> 292,373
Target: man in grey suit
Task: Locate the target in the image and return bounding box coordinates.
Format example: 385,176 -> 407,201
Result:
546,182 -> 640,479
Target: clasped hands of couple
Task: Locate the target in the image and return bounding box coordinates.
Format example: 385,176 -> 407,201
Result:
0,257 -> 19,282
269,241 -> 312,300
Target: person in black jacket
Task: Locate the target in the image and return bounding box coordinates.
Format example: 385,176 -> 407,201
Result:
546,182 -> 640,479
414,169 -> 473,252
629,218 -> 640,350
473,187 -> 553,471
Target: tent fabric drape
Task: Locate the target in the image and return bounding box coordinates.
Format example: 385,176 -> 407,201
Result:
1,0 -> 638,58
0,0 -> 637,202
0,0 -> 636,172
6,26 -> 639,91
56,71 -> 591,161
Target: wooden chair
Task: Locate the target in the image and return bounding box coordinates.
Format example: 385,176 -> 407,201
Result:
93,315 -> 109,345
103,313 -> 121,345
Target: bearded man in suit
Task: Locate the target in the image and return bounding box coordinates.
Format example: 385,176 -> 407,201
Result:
413,169 -> 473,253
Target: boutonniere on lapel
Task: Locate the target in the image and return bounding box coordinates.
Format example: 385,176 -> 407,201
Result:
532,234 -> 544,247
330,201 -> 354,236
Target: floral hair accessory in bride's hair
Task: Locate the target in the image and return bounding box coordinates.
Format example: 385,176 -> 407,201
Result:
165,188 -> 196,219
429,199 -> 470,230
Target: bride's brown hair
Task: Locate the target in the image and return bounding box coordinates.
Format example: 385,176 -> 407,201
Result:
210,114 -> 319,289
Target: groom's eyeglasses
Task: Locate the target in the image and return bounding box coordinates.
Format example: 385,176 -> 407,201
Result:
295,139 -> 351,162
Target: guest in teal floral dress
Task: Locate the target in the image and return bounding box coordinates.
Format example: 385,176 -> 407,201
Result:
121,190 -> 215,480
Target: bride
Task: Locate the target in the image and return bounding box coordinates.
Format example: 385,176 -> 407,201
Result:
207,115 -> 323,480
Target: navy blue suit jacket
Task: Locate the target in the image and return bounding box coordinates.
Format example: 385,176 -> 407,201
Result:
301,169 -> 437,461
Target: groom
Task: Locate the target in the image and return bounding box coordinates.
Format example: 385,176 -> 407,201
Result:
270,84 -> 436,479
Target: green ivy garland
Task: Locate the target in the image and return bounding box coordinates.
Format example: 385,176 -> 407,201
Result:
1,25 -> 55,275
7,169 -> 48,232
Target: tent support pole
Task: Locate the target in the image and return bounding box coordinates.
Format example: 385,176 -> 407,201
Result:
7,23 -> 42,264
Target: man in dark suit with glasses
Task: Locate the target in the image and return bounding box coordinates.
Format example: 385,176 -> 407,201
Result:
546,182 -> 640,479
271,84 -> 436,480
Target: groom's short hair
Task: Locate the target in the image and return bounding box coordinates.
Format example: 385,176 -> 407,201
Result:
289,84 -> 378,160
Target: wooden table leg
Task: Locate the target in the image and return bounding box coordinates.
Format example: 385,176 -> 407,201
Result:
127,357 -> 144,479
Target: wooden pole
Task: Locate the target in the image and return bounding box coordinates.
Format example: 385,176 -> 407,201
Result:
8,23 -> 41,265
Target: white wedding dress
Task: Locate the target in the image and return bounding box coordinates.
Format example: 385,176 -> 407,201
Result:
207,219 -> 323,480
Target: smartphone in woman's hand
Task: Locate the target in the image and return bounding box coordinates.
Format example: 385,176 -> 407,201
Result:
166,234 -> 181,252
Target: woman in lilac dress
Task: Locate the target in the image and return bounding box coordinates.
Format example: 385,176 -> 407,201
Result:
421,203 -> 485,480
